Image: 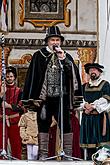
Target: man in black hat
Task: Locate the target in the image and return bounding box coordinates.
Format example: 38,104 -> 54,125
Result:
0,66 -> 24,159
80,62 -> 110,160
22,25 -> 82,160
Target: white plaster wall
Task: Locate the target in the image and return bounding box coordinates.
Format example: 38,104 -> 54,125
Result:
78,0 -> 97,31
99,0 -> 110,82
0,32 -> 96,41
14,0 -> 77,31
9,49 -> 36,60
8,49 -> 79,64
13,0 -> 97,32
0,0 -> 97,47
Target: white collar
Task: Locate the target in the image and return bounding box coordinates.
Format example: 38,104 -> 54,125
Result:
89,76 -> 103,87
46,46 -> 53,53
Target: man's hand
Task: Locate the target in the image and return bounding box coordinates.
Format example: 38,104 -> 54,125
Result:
55,47 -> 65,59
33,100 -> 43,107
84,103 -> 94,114
2,101 -> 12,109
0,82 -> 6,97
53,46 -> 65,60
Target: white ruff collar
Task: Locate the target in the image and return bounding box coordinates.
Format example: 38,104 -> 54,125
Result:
89,76 -> 103,87
46,46 -> 53,53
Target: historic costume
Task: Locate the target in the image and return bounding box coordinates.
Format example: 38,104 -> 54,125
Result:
23,26 -> 82,160
80,63 -> 110,160
18,111 -> 39,160
0,66 -> 24,159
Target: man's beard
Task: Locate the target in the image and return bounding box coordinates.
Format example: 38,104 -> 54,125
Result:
90,73 -> 99,80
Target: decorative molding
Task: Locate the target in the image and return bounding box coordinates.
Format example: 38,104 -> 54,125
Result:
77,48 -> 97,83
0,38 -> 97,48
78,48 -> 97,63
19,0 -> 71,27
9,54 -> 32,65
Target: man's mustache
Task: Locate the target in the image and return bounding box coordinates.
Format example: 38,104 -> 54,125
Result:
90,73 -> 98,80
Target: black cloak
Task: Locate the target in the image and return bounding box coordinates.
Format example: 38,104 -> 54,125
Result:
22,47 -> 82,108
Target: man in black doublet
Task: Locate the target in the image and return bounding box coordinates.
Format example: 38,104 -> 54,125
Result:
22,26 -> 82,160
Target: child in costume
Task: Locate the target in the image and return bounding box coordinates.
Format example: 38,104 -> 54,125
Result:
18,110 -> 38,160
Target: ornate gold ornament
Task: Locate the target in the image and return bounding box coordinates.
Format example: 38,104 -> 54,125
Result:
19,0 -> 71,27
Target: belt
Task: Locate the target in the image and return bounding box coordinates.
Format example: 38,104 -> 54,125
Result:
0,113 -> 19,127
83,110 -> 99,115
90,110 -> 99,115
83,111 -> 107,136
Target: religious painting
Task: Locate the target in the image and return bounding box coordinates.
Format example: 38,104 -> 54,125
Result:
19,0 -> 70,27
30,0 -> 58,13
